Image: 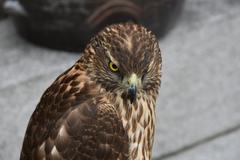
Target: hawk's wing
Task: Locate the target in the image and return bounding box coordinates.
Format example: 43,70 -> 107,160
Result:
21,99 -> 129,160
20,69 -> 129,160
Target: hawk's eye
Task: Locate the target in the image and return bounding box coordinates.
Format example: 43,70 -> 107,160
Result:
109,62 -> 119,72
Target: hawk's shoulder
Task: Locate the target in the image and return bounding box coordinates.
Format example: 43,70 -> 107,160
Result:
20,65 -> 129,160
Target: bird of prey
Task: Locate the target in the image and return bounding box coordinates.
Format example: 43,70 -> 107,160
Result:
20,23 -> 162,160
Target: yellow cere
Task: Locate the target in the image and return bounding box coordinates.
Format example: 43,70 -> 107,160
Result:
109,62 -> 119,72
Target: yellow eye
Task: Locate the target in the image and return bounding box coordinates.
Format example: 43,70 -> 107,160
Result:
109,62 -> 119,72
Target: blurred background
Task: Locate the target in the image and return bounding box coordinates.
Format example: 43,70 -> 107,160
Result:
0,0 -> 240,159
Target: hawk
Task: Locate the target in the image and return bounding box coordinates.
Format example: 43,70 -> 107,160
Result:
20,23 -> 162,160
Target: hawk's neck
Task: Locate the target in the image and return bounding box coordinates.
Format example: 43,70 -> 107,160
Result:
110,92 -> 156,160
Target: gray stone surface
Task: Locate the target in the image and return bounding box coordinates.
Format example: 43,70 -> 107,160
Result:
0,20 -> 78,160
0,20 -> 78,90
163,130 -> 240,160
153,0 -> 240,158
0,0 -> 240,160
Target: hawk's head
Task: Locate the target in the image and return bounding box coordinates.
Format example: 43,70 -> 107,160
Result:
84,23 -> 162,103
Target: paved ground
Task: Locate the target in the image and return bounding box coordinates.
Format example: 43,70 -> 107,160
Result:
0,0 -> 240,159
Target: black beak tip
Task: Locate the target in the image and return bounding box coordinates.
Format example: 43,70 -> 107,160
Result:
128,85 -> 137,104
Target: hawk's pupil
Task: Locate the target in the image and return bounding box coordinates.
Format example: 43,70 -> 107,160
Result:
109,62 -> 119,72
112,64 -> 117,69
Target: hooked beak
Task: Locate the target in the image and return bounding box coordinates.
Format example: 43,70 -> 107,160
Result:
128,84 -> 137,104
128,73 -> 138,104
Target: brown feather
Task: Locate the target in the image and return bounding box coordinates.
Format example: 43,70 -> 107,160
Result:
20,23 -> 162,160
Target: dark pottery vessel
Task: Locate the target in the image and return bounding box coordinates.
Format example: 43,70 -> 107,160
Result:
0,0 -> 7,18
4,0 -> 185,51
